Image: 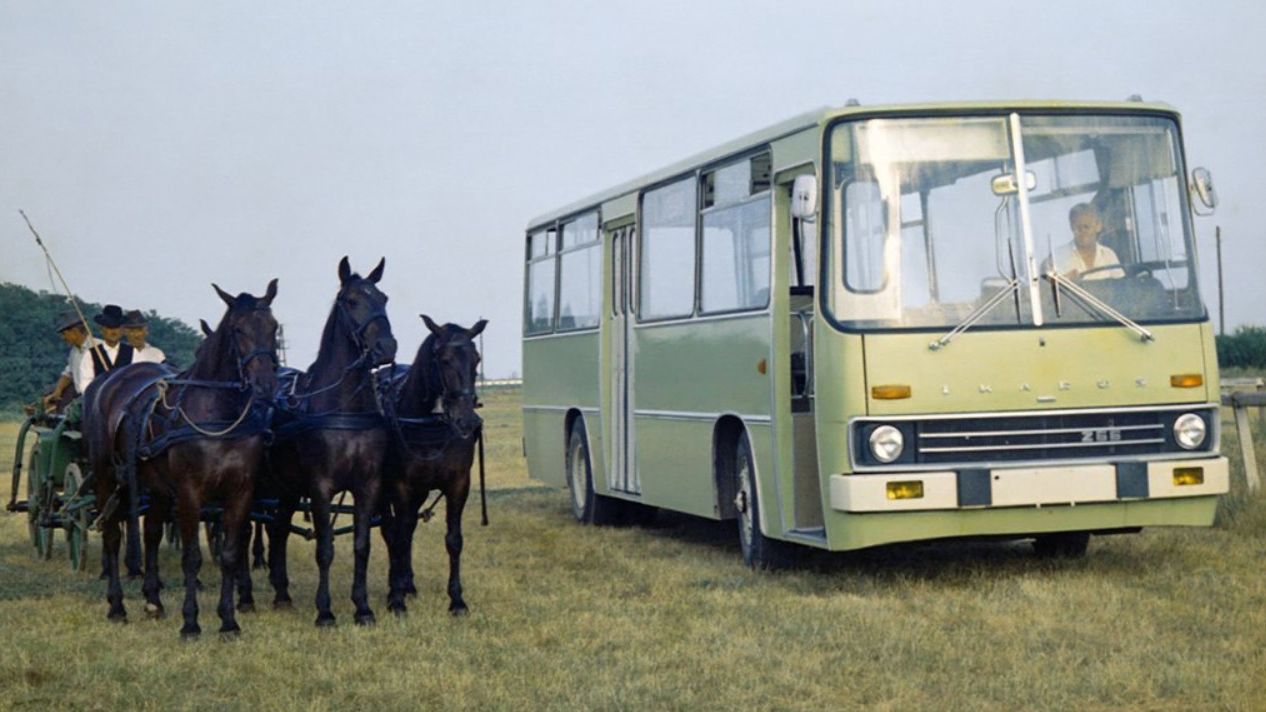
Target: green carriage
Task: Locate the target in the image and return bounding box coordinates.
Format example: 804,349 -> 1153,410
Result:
8,400 -> 96,572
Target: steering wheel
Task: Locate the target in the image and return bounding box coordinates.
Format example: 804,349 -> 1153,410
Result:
1079,259 -> 1186,281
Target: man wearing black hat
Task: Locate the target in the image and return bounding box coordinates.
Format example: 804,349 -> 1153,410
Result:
123,309 -> 166,364
90,304 -> 135,374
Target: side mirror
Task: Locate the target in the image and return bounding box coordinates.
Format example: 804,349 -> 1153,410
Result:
1190,167 -> 1218,215
990,170 -> 1037,196
791,175 -> 818,221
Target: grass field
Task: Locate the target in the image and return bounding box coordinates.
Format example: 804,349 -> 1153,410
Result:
1,387 -> 1264,710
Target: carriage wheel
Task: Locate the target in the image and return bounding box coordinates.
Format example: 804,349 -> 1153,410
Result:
26,444 -> 54,560
63,464 -> 91,573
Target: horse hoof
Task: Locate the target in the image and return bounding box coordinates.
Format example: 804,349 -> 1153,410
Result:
238,601 -> 255,614
252,561 -> 268,571
144,603 -> 165,620
219,624 -> 241,640
354,612 -> 376,626
314,613 -> 337,628
272,599 -> 293,611
127,571 -> 143,581
388,604 -> 407,617
405,586 -> 418,598
449,605 -> 469,617
180,625 -> 201,640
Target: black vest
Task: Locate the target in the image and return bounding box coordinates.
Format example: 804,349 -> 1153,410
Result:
88,343 -> 134,375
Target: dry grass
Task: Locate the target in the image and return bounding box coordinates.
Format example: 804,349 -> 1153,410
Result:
0,387 -> 1264,710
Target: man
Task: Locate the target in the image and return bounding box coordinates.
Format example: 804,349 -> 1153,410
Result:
90,304 -> 134,372
123,309 -> 166,364
1044,203 -> 1125,281
42,312 -> 94,412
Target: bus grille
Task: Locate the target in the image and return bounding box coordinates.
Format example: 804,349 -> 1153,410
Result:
853,407 -> 1216,468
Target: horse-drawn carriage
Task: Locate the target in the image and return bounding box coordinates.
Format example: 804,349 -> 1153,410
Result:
8,401 -> 95,572
7,257 -> 488,637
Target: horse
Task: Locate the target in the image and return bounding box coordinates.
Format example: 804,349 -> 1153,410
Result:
380,316 -> 486,616
83,280 -> 279,638
266,256 -> 396,626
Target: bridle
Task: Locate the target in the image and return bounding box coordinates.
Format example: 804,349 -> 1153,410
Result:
428,335 -> 482,439
336,286 -> 391,367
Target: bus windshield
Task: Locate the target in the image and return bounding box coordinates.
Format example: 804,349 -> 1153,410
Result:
826,113 -> 1204,331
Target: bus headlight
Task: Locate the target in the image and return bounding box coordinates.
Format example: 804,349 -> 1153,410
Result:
869,425 -> 905,463
1173,413 -> 1207,450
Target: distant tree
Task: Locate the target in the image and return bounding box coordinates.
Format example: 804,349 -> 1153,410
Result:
0,282 -> 202,411
1216,326 -> 1266,369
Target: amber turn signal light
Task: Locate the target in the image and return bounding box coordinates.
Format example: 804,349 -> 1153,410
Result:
872,384 -> 912,400
1170,373 -> 1203,388
886,481 -> 924,500
1173,467 -> 1204,486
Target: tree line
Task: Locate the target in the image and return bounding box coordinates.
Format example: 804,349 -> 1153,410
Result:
0,282 -> 200,413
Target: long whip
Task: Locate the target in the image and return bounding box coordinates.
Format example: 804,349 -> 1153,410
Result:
19,210 -> 102,354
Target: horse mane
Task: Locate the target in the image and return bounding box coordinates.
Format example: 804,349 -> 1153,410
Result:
185,307 -> 237,382
303,283 -> 359,385
399,331 -> 441,416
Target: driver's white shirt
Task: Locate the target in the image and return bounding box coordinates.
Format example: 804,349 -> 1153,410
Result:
1044,242 -> 1124,280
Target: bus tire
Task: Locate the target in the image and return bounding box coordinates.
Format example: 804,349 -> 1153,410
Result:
1032,532 -> 1090,558
566,420 -> 620,526
734,430 -> 789,569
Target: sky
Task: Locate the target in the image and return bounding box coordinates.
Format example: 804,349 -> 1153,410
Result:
2,1 -> 1263,377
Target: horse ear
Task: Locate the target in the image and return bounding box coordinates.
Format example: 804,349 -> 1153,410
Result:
338,256 -> 351,285
262,278 -> 278,306
420,314 -> 443,336
200,319 -> 213,337
468,319 -> 488,337
212,283 -> 235,308
367,257 -> 385,284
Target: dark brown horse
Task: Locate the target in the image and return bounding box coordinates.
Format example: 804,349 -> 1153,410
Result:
84,280 -> 279,638
380,316 -> 486,615
266,257 -> 396,626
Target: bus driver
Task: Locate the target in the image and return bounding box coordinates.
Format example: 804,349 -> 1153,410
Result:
1044,203 -> 1125,281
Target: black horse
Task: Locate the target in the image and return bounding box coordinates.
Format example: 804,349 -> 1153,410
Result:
380,316 -> 486,615
266,257 -> 396,626
84,280 -> 279,638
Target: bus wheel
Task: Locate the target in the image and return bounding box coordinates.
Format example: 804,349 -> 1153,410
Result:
1032,532 -> 1090,558
734,431 -> 787,569
566,420 -> 620,525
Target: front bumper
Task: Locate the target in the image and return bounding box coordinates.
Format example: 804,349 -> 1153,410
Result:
830,457 -> 1228,513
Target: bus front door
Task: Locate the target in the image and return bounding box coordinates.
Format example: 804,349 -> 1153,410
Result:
609,226 -> 639,494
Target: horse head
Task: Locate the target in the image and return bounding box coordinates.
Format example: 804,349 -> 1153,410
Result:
421,315 -> 487,439
210,278 -> 281,401
336,256 -> 397,367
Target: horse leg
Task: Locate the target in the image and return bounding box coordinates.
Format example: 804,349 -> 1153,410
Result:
102,517 -> 127,622
177,495 -> 203,639
252,521 -> 267,570
384,487 -> 411,614
401,500 -> 420,598
444,482 -> 471,615
216,495 -> 249,637
235,516 -> 255,613
312,492 -> 336,627
142,506 -> 165,619
125,509 -> 143,579
267,499 -> 295,609
351,479 -> 379,625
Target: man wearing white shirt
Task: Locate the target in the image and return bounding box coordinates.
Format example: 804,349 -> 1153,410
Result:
1043,203 -> 1125,281
124,309 -> 166,364
42,313 -> 100,412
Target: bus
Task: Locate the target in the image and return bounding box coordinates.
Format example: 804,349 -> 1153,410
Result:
521,100 -> 1227,567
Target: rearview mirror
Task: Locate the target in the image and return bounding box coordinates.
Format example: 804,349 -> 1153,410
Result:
990,170 -> 1037,196
791,175 -> 818,221
1190,167 -> 1218,215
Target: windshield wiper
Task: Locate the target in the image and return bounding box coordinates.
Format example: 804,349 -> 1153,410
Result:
1043,271 -> 1155,343
929,277 -> 1020,351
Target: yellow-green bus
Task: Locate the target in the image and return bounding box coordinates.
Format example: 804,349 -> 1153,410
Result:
521,100 -> 1226,567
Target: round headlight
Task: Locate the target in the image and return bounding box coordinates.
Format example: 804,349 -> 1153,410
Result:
1173,413 -> 1207,450
869,425 -> 905,463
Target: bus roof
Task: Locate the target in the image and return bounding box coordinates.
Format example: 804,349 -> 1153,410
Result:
526,99 -> 1178,230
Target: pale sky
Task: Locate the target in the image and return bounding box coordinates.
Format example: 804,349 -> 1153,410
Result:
2,1 -> 1263,377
